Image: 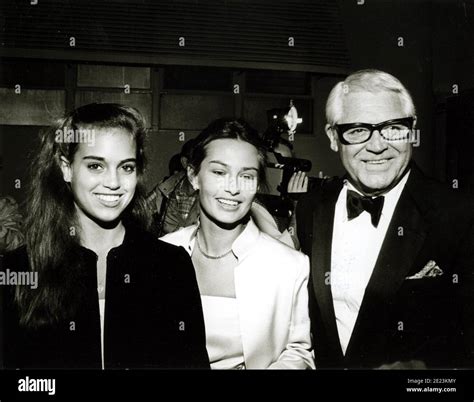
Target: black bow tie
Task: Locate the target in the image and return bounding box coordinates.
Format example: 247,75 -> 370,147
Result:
346,190 -> 385,227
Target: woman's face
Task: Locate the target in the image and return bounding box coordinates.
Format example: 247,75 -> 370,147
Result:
190,138 -> 260,226
60,127 -> 137,226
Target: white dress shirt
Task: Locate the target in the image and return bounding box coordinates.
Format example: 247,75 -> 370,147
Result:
331,171 -> 410,354
99,298 -> 105,369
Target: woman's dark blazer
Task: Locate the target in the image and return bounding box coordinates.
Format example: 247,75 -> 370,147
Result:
0,225 -> 210,369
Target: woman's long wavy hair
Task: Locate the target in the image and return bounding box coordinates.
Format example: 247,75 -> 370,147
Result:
16,103 -> 150,328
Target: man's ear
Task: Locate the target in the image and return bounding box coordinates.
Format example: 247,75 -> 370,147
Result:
325,124 -> 339,152
60,156 -> 72,183
408,116 -> 418,146
187,165 -> 199,191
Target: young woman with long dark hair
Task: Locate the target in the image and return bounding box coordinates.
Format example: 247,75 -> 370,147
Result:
1,103 -> 209,369
161,118 -> 314,369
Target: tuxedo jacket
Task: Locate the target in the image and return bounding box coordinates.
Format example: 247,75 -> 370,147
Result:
1,225 -> 210,369
296,165 -> 474,369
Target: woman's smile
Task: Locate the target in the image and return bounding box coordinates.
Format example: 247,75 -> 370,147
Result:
191,138 -> 260,226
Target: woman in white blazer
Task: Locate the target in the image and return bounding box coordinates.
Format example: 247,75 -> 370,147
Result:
161,118 -> 314,369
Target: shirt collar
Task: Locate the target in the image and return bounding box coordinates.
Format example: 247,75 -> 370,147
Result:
345,169 -> 410,198
77,222 -> 142,258
158,170 -> 187,197
342,169 -> 411,222
183,217 -> 260,261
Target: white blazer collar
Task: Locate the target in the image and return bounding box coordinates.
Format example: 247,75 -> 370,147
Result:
176,218 -> 260,261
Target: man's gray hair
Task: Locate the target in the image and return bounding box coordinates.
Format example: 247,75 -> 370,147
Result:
326,69 -> 416,126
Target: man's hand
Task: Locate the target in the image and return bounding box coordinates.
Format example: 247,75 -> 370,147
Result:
288,171 -> 308,194
377,360 -> 427,369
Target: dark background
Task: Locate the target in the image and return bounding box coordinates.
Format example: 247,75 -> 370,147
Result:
1,0 -> 473,204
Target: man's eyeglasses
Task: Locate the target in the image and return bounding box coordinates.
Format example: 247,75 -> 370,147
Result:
332,117 -> 415,145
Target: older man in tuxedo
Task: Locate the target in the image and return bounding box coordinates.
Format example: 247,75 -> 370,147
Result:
296,69 -> 474,369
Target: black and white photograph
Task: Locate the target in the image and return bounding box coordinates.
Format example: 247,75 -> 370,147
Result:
0,0 -> 473,400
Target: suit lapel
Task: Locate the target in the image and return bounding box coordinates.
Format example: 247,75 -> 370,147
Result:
311,179 -> 345,359
345,168 -> 429,362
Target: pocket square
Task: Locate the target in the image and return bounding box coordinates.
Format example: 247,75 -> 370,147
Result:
405,260 -> 444,280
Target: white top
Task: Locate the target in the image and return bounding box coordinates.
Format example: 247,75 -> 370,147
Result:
99,298 -> 105,369
201,295 -> 245,369
161,218 -> 314,369
331,171 -> 410,354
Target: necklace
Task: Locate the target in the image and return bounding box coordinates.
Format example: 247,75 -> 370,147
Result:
196,231 -> 233,260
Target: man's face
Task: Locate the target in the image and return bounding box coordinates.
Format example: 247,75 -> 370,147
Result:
326,91 -> 413,196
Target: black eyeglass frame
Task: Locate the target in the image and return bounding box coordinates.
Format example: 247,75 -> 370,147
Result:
332,117 -> 415,145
